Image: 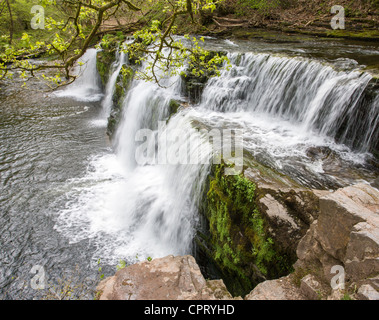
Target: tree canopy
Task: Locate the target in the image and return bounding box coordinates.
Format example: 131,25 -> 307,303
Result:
0,0 -> 229,88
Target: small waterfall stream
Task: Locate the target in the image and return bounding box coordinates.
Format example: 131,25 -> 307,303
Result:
101,50 -> 127,117
53,48 -> 103,102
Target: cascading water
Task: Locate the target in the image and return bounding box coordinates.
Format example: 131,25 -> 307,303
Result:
197,52 -> 379,188
100,50 -> 127,117
54,43 -> 379,268
54,57 -> 214,265
54,48 -> 103,102
202,52 -> 377,153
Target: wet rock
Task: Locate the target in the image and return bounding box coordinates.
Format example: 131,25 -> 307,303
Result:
259,194 -> 299,230
356,284 -> 379,300
300,274 -> 322,300
372,177 -> 379,189
106,66 -> 135,138
317,183 -> 379,262
96,255 -> 240,300
97,48 -> 117,87
306,146 -> 333,161
294,183 -> 379,299
245,275 -> 305,300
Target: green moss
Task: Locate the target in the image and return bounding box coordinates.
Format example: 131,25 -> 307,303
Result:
204,162 -> 293,296
113,65 -> 134,108
168,99 -> 180,115
96,48 -> 117,87
106,65 -> 135,138
98,42 -> 135,139
325,30 -> 379,41
181,50 -> 227,103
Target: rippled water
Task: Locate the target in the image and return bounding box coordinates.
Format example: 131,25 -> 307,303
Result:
0,79 -> 113,299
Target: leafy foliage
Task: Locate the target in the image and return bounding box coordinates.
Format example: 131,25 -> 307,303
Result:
205,162 -> 293,296
0,0 -> 228,89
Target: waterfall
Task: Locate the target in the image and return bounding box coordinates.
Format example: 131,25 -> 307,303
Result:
101,50 -> 127,117
55,58 -> 214,265
108,62 -> 213,257
201,52 -> 378,153
54,44 -> 379,267
54,48 -> 103,102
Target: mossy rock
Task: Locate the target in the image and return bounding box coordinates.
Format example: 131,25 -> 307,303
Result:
106,114 -> 118,138
199,162 -> 294,297
181,50 -> 227,103
112,66 -> 134,109
97,49 -> 117,87
106,66 -> 135,139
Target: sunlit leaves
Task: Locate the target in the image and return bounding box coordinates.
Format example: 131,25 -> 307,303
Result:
121,0 -> 228,86
0,0 -> 228,88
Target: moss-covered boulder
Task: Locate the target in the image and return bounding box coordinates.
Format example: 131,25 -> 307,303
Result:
197,157 -> 321,297
181,51 -> 227,104
97,48 -> 117,88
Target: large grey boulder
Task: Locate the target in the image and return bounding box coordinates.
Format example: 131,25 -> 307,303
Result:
245,275 -> 306,300
246,183 -> 379,300
294,183 -> 379,299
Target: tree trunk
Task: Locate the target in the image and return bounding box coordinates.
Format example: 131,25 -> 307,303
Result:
5,0 -> 13,44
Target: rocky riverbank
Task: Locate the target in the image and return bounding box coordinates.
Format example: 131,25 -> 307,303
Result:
96,182 -> 379,300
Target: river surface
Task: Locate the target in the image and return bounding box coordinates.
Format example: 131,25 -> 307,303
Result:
1,36 -> 378,299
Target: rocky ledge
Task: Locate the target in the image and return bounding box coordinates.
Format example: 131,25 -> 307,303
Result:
96,183 -> 379,300
96,255 -> 241,300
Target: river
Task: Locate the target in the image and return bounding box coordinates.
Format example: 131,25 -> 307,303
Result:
0,36 -> 378,299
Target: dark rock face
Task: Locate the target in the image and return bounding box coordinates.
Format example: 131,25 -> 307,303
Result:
181,72 -> 209,104
106,66 -> 135,138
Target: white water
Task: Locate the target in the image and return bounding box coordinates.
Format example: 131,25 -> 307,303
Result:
197,52 -> 379,186
54,55 -> 213,265
203,53 -> 372,132
54,46 -> 379,266
101,50 -> 128,117
54,48 -> 103,102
